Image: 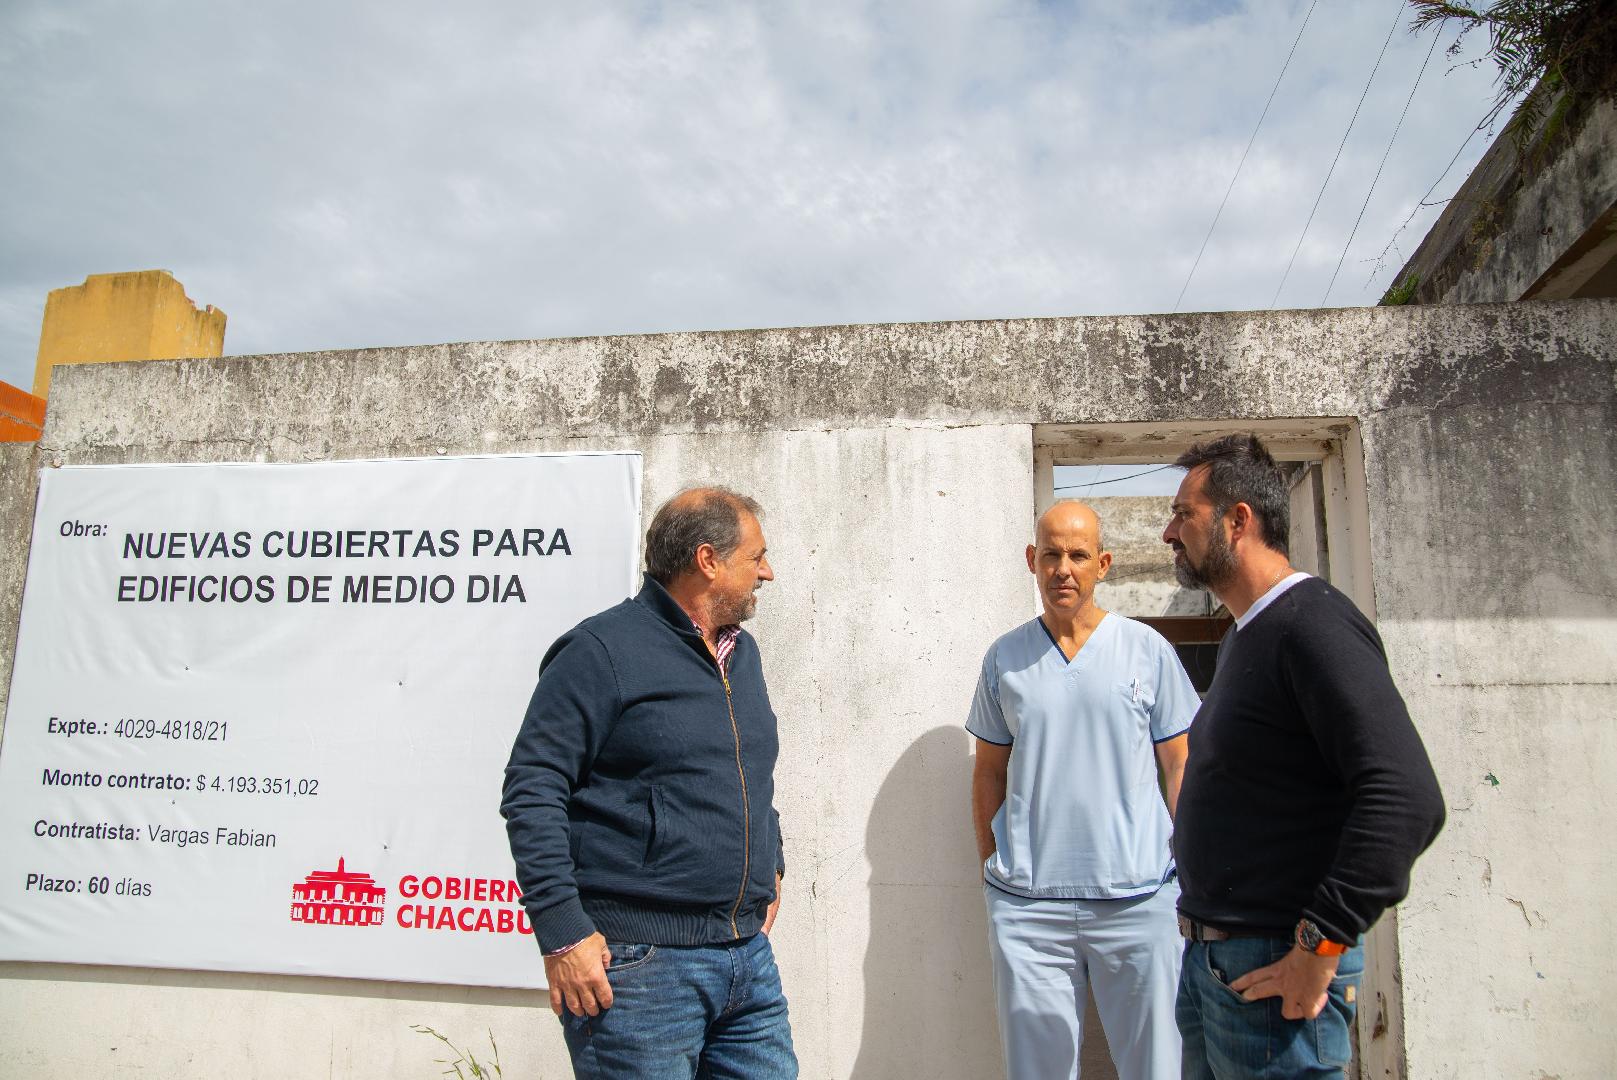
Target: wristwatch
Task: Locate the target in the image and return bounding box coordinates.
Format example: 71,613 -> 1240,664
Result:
1295,918 -> 1349,957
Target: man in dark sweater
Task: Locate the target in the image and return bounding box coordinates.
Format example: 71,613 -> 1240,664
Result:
502,487 -> 794,1079
1162,435 -> 1444,1079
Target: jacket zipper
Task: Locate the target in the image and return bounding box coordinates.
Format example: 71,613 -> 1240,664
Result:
722,670 -> 751,937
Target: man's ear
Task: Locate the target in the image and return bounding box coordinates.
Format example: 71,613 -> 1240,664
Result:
1025,544 -> 1038,575
1096,551 -> 1113,580
693,542 -> 720,581
1227,502 -> 1254,544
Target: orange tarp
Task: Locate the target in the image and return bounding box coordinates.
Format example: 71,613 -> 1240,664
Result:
1,380 -> 46,442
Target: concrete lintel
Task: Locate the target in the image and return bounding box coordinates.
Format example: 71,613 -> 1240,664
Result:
1035,417 -> 1351,464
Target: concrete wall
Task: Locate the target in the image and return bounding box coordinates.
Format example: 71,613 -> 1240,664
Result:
1391,91 -> 1617,306
1,300 -> 1613,1078
1365,396 -> 1617,1078
1089,495 -> 1212,617
0,442 -> 40,738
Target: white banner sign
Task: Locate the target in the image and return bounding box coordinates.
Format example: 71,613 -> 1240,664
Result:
0,452 -> 642,988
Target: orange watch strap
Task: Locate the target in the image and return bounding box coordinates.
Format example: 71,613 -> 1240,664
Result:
1296,918 -> 1350,956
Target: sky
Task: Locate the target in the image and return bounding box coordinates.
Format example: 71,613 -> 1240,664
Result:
0,0 -> 1508,393
1055,463 -> 1185,498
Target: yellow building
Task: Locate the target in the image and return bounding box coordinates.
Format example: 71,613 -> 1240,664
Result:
33,270 -> 226,398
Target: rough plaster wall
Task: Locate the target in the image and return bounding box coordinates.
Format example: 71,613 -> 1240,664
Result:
1089,495 -> 1210,618
1365,395 -> 1617,1080
1395,94 -> 1617,305
1447,95 -> 1617,304
0,442 -> 40,740
1,299 -> 1613,1078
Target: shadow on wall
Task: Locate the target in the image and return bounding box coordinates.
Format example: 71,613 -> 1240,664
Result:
849,725 -> 996,1078
846,724 -> 1120,1080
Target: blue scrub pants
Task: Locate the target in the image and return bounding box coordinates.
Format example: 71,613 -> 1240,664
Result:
986,880 -> 1182,1080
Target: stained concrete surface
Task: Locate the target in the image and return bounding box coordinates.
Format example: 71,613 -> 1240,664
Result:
1,299 -> 1614,1078
1365,398 -> 1617,1078
1394,93 -> 1617,306
1089,495 -> 1212,618
0,442 -> 40,741
37,303 -> 1611,454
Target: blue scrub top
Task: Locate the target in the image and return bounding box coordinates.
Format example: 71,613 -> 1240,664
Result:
967,613 -> 1197,900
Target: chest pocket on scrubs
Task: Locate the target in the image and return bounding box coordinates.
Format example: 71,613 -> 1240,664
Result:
1114,679 -> 1155,717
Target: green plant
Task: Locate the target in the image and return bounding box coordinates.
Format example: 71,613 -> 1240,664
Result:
1408,0 -> 1617,164
1379,271 -> 1422,305
411,1025 -> 503,1079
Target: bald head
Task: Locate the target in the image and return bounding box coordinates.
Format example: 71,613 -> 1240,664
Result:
1036,500 -> 1103,552
1027,500 -> 1111,618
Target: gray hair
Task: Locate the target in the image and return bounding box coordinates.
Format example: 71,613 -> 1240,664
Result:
645,487 -> 764,584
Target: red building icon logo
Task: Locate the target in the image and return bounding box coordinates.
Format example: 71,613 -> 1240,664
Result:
290,857 -> 387,926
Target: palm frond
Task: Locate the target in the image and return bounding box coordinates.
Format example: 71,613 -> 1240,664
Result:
1408,0 -> 1617,164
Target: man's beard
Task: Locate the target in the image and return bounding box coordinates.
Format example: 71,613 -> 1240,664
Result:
1173,528 -> 1236,592
714,587 -> 758,626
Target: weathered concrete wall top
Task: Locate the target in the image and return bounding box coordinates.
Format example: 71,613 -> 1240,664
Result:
40,301 -> 1615,460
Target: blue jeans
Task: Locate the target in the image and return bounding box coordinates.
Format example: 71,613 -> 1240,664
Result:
558,932 -> 797,1079
1176,937 -> 1363,1079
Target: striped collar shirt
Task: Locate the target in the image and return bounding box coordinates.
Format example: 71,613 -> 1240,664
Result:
711,625 -> 741,675
691,621 -> 742,675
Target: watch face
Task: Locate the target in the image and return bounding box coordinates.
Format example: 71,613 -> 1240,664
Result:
1297,919 -> 1324,952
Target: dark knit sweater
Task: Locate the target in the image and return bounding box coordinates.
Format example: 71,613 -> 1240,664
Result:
501,575 -> 784,952
1174,577 -> 1445,944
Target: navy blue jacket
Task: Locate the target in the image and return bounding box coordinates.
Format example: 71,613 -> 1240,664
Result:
502,575 -> 785,952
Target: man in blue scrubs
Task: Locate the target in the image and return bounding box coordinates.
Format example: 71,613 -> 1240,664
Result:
969,500 -> 1198,1080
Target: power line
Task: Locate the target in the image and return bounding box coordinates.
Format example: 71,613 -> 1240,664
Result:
1362,108 -> 1491,291
1054,465 -> 1175,493
1172,0 -> 1321,314
1271,0 -> 1404,309
1322,24 -> 1444,305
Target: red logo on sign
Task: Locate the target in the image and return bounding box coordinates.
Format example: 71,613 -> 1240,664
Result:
290,857 -> 387,926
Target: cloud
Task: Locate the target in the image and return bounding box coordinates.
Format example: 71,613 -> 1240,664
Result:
0,0 -> 1502,392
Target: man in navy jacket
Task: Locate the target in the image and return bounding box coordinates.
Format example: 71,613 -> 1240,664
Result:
502,487 -> 794,1078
